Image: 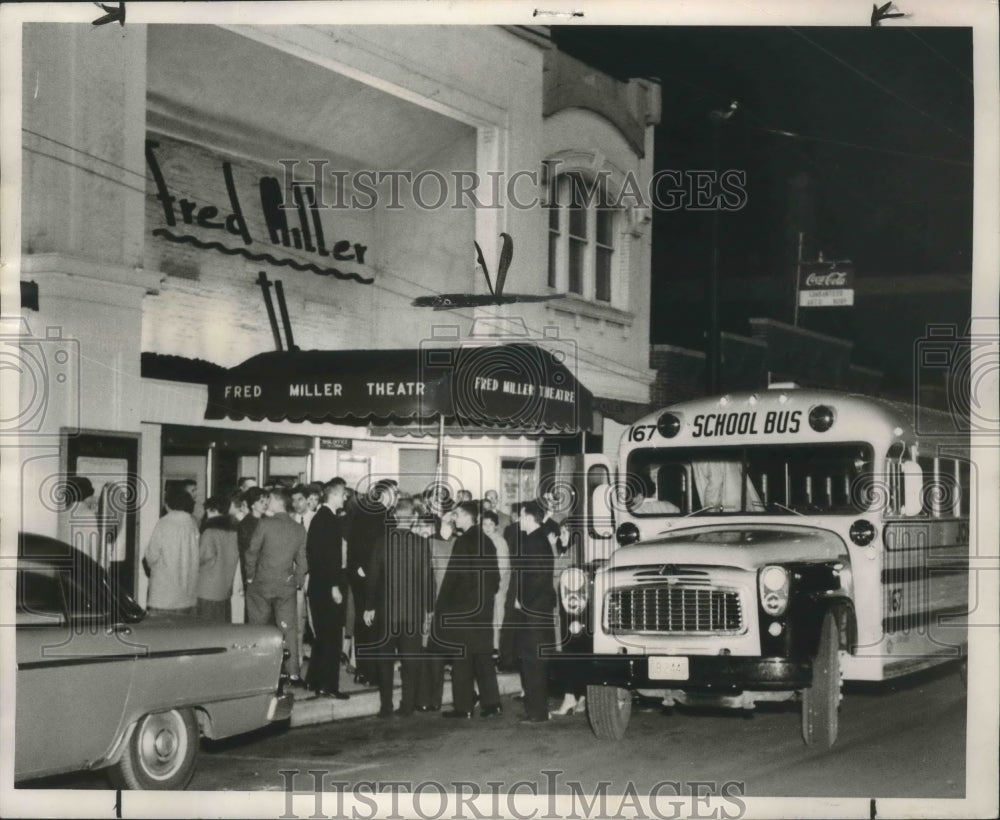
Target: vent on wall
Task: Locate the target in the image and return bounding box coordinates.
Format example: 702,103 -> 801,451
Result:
21,280 -> 39,310
162,257 -> 200,281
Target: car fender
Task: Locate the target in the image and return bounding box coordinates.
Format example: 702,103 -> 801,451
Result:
94,719 -> 136,769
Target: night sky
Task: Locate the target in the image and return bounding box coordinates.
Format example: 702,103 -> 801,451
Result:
550,26 -> 974,396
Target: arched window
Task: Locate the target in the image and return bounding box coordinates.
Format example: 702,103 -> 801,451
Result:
546,171 -> 619,305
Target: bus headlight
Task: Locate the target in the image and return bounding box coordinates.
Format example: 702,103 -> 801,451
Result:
559,567 -> 588,614
759,565 -> 790,616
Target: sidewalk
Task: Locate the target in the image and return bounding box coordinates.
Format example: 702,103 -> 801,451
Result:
288,664 -> 523,728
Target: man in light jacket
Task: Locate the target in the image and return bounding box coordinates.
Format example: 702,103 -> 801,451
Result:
245,487 -> 308,683
145,487 -> 200,616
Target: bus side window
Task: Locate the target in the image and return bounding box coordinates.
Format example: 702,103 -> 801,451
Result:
917,456 -> 967,519
917,456 -> 937,517
958,459 -> 970,517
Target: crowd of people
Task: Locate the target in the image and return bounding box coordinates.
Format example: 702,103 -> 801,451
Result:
143,476 -> 584,723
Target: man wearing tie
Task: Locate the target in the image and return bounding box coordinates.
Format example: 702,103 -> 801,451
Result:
305,479 -> 350,699
435,502 -> 502,719
509,501 -> 557,723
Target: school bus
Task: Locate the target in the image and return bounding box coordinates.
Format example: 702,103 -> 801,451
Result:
555,387 -> 971,747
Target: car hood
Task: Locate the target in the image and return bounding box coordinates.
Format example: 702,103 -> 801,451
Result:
608,525 -> 849,572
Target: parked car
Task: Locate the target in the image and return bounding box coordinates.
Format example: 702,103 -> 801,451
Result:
15,532 -> 293,789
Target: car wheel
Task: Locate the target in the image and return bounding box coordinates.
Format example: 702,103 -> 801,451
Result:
801,611 -> 841,749
586,684 -> 632,740
109,708 -> 199,790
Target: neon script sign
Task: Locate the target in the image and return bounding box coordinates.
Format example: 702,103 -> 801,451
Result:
144,140 -> 372,284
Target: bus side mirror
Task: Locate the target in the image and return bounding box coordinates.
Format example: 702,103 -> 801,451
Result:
901,460 -> 924,516
590,484 -> 614,538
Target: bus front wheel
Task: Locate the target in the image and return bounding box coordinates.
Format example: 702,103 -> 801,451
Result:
801,611 -> 841,749
586,685 -> 632,740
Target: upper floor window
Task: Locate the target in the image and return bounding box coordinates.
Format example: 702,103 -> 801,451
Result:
546,172 -> 619,305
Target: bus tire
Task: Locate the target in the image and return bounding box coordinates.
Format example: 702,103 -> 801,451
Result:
586,684 -> 632,740
801,610 -> 841,749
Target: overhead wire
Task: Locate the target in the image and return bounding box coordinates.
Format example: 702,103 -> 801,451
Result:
903,28 -> 974,86
742,120 -> 972,168
658,73 -> 971,168
785,27 -> 972,145
20,130 -> 656,384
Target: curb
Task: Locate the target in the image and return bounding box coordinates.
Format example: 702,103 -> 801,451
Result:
289,671 -> 523,727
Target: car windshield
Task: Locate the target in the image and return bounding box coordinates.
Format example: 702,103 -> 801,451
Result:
626,443 -> 875,516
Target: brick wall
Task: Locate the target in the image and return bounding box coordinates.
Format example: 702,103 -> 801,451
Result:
141,132 -> 474,366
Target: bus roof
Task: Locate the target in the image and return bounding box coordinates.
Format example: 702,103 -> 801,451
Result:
628,388 -> 968,446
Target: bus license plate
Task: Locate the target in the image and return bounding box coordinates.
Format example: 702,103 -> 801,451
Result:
648,656 -> 689,680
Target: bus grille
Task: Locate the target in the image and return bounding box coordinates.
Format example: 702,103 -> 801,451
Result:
605,585 -> 743,634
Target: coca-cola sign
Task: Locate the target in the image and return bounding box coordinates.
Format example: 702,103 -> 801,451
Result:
800,261 -> 854,290
798,260 -> 854,308
805,270 -> 849,287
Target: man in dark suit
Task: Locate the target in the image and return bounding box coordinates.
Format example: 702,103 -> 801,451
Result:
540,490 -> 564,552
415,514 -> 452,712
510,501 -> 557,723
347,479 -> 397,685
498,502 -> 523,672
304,478 -> 350,699
434,501 -> 501,718
363,500 -> 435,717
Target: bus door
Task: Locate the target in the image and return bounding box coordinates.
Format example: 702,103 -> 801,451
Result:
581,454 -> 615,564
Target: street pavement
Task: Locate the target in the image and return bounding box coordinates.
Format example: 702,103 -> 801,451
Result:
21,660 -> 970,802
192,660 -> 971,798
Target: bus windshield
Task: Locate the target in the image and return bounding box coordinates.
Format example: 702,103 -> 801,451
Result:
625,443 -> 875,516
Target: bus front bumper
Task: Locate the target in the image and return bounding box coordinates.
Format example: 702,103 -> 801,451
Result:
550,654 -> 812,691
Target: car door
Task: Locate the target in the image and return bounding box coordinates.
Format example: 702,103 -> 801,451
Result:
15,559 -> 138,781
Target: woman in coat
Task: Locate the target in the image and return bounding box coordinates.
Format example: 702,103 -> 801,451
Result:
196,494 -> 240,622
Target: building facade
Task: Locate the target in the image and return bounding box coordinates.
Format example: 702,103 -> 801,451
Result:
650,318 -> 885,408
17,23 -> 660,602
